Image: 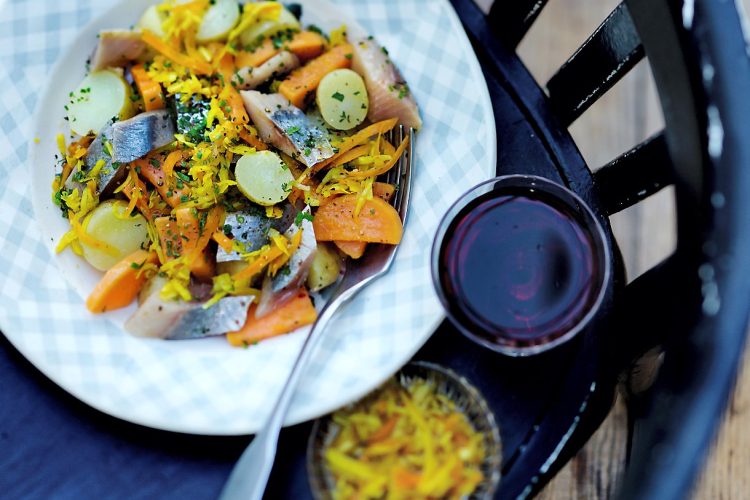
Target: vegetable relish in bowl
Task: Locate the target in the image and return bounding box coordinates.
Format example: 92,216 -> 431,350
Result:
51,0 -> 420,345
307,362 -> 502,499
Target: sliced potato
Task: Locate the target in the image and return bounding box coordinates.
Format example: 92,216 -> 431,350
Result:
235,151 -> 295,206
67,70 -> 134,136
137,5 -> 166,37
239,7 -> 300,47
197,0 -> 241,42
81,200 -> 150,271
306,243 -> 342,291
316,69 -> 369,131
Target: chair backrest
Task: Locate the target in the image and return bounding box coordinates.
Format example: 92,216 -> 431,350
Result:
461,0 -> 750,498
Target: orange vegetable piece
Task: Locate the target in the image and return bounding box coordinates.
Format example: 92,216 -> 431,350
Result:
315,195 -> 403,244
121,169 -> 153,221
335,240 -> 366,259
372,181 -> 397,202
334,183 -> 397,258
131,64 -> 165,111
227,288 -> 318,346
279,44 -> 353,109
85,250 -> 158,313
234,31 -> 327,68
287,31 -> 328,61
235,40 -> 278,68
136,155 -> 190,208
175,207 -> 216,281
154,216 -> 183,262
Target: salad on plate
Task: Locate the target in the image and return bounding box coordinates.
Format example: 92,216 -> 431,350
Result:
51,0 -> 421,346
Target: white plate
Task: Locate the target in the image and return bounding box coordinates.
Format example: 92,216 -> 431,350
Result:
0,0 -> 495,435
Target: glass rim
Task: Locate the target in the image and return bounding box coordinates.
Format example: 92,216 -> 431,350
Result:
430,174 -> 613,357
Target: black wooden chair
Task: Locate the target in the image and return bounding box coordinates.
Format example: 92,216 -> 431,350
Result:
439,0 -> 750,497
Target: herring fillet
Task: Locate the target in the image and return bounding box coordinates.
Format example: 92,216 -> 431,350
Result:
110,110 -> 176,163
240,90 -> 334,167
234,51 -> 301,91
216,203 -> 297,263
255,212 -> 317,318
125,293 -> 253,340
91,30 -> 146,71
351,38 -> 422,130
73,110 -> 175,196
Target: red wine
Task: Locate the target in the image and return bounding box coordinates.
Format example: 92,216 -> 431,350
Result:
436,186 -> 606,351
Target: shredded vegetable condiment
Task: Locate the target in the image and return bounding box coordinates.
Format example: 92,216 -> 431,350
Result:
324,378 -> 487,499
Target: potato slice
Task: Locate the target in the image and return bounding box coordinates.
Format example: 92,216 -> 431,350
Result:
137,5 -> 166,37
316,69 -> 369,131
197,0 -> 241,42
234,151 -> 295,206
306,243 -> 342,291
67,70 -> 134,136
240,7 -> 300,47
81,200 -> 149,271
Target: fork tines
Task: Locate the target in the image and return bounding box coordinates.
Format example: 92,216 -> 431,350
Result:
383,126 -> 415,224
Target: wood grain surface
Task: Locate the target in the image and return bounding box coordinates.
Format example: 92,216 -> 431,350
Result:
511,0 -> 750,497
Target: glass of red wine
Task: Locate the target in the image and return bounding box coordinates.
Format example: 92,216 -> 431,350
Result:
432,175 -> 612,356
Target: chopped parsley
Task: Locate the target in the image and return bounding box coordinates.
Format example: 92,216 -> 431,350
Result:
294,211 -> 314,226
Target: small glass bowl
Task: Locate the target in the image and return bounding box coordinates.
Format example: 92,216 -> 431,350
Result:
307,361 -> 502,499
431,175 -> 612,357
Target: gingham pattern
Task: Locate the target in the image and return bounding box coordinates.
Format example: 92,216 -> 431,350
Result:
0,0 -> 496,434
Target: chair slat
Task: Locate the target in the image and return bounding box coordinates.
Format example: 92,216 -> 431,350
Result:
488,0 -> 549,49
547,3 -> 644,126
594,133 -> 672,215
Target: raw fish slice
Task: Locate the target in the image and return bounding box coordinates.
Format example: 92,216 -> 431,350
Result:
241,90 -> 334,167
126,287 -> 252,340
234,51 -> 301,90
216,203 -> 297,263
75,110 -> 175,196
351,38 -> 422,130
255,210 -> 317,318
110,110 -> 176,163
91,30 -> 146,70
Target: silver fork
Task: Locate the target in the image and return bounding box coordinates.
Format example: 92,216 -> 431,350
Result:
219,126 -> 415,500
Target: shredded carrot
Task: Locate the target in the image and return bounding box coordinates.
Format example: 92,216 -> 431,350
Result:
212,230 -> 234,253
348,134 -> 410,179
302,118 -> 399,179
141,29 -> 212,75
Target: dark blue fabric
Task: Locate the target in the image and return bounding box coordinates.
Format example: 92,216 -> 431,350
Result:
0,334 -> 316,500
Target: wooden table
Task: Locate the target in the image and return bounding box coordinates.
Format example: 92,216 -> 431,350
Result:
508,0 -> 750,497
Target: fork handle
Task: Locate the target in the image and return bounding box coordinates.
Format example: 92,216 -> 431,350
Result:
218,283 -> 362,500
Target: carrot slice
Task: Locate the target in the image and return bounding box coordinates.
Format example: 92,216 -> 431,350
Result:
235,40 -> 278,68
85,250 -> 158,313
154,216 -> 183,262
333,183 -> 397,258
136,156 -> 190,208
174,207 -> 217,281
279,44 -> 353,109
227,288 -> 318,346
131,64 -> 165,111
287,31 -> 328,61
335,240 -> 367,259
314,195 -> 403,244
